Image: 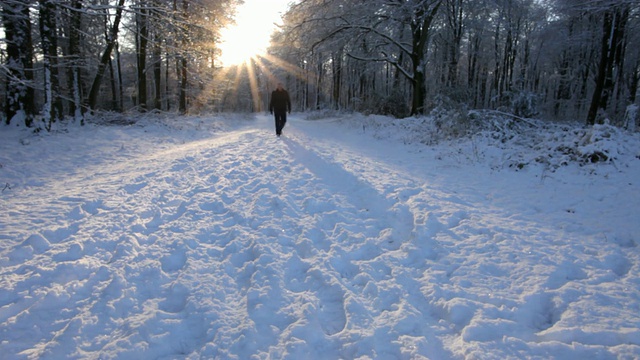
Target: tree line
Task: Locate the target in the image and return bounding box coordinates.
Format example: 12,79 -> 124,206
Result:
1,0 -> 236,129
2,0 -> 639,130
266,0 -> 639,127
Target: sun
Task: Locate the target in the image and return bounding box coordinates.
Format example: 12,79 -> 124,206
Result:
219,22 -> 266,65
219,0 -> 291,66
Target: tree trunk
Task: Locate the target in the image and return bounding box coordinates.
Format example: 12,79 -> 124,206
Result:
178,0 -> 189,114
492,14 -> 502,104
116,42 -> 124,111
332,50 -> 342,110
38,0 -> 63,129
179,57 -> 188,113
316,53 -> 323,109
629,60 -> 639,104
136,1 -> 149,111
445,0 -> 464,88
68,0 -> 84,121
104,6 -> 120,112
108,56 -> 118,111
555,49 -> 572,117
87,0 -> 126,111
152,48 -> 162,111
586,7 -> 628,125
3,0 -> 36,126
153,34 -> 162,110
468,30 -> 480,107
610,6 -> 629,121
554,20 -> 575,117
165,53 -> 171,110
151,0 -> 162,110
409,1 -> 441,115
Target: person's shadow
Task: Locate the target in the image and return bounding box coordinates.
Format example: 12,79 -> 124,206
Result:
281,136 -> 392,215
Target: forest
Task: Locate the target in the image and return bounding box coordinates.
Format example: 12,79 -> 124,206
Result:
1,0 -> 639,130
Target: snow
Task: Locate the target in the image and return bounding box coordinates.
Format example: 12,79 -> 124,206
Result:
1,112 -> 639,359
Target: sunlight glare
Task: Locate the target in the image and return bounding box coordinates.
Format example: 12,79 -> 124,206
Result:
219,0 -> 290,66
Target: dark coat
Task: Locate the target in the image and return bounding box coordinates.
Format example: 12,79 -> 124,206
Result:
269,89 -> 291,114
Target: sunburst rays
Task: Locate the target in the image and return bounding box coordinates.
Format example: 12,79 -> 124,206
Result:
206,52 -> 314,113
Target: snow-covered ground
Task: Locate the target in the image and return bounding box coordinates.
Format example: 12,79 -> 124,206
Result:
1,112 -> 639,359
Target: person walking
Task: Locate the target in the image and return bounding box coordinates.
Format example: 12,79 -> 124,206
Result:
269,83 -> 291,136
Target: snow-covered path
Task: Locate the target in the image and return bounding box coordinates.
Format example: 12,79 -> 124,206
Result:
1,114 -> 639,359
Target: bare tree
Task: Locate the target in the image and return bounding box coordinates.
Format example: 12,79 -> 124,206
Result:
38,0 -> 63,129
587,2 -> 630,125
66,0 -> 84,121
278,0 -> 443,115
86,0 -> 126,112
135,0 -> 149,111
2,0 -> 35,126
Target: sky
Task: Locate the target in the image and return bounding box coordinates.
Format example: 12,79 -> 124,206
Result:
219,0 -> 293,65
0,112 -> 639,358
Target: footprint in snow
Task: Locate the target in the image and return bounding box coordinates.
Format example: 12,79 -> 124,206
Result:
509,292 -> 563,333
41,223 -> 80,243
161,247 -> 188,273
52,243 -> 84,262
79,199 -> 107,216
8,246 -> 35,263
9,234 -> 51,263
305,270 -> 347,336
123,181 -> 147,194
316,283 -> 347,336
545,261 -> 587,290
22,233 -> 51,253
159,283 -> 190,313
446,210 -> 469,228
283,253 -> 311,293
170,159 -> 191,172
199,200 -> 228,214
602,252 -> 632,278
67,205 -> 88,220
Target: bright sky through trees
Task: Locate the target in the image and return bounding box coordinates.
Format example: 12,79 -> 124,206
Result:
219,0 -> 291,66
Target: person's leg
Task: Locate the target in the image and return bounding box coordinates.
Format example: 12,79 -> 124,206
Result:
275,113 -> 283,135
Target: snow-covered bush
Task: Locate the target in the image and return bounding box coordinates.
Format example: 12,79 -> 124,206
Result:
480,120 -> 638,171
429,95 -> 472,140
493,90 -> 540,118
304,109 -> 350,121
338,109 -> 639,173
86,111 -> 138,126
432,107 -> 470,140
550,124 -> 623,165
510,91 -> 540,118
375,91 -> 410,118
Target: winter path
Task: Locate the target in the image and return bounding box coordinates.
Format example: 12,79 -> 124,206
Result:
1,114 -> 639,359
